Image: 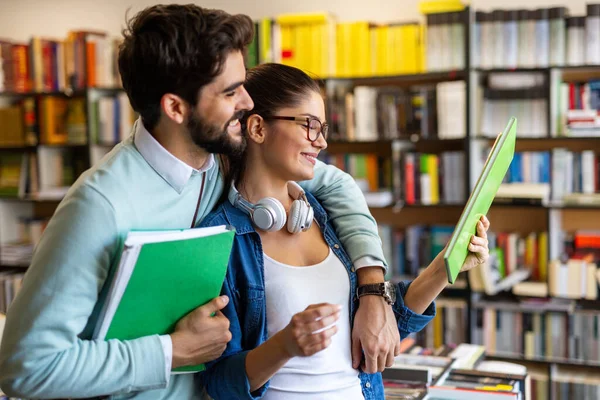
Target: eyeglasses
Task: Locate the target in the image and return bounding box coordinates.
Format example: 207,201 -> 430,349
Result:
265,116 -> 329,142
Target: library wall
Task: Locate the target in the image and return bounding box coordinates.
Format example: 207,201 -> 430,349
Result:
0,0 -> 593,41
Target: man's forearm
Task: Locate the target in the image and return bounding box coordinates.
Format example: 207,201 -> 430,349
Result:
300,161 -> 388,268
356,266 -> 385,285
403,253 -> 447,315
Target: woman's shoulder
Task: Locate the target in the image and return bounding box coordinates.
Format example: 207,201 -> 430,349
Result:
199,204 -> 230,228
304,191 -> 328,223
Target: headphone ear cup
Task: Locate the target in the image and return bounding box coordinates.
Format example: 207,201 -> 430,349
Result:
287,200 -> 313,234
254,197 -> 286,232
304,205 -> 314,231
287,200 -> 305,234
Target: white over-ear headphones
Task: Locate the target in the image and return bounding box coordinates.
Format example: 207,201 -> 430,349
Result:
228,181 -> 314,234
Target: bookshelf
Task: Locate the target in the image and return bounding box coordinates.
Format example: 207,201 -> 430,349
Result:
1,4 -> 600,398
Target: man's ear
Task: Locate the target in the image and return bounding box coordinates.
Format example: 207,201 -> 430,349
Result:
160,93 -> 189,124
246,114 -> 266,144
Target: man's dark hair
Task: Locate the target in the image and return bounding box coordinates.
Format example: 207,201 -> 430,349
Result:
118,4 -> 254,131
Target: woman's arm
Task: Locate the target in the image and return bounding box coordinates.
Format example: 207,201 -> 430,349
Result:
404,216 -> 490,314
245,303 -> 341,391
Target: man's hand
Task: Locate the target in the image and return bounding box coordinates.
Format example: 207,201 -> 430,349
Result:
351,295 -> 400,373
170,295 -> 232,369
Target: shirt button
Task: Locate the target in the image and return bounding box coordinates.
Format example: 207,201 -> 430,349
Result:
333,244 -> 340,249
365,382 -> 371,388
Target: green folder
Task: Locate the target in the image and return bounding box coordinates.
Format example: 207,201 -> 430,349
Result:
93,225 -> 235,373
443,117 -> 517,284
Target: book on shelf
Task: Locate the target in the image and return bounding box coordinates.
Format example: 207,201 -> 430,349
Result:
551,364 -> 600,400
428,367 -> 527,400
472,295 -> 600,366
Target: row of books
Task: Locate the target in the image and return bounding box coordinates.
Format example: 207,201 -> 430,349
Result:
394,150 -> 466,206
0,272 -> 23,314
318,150 -> 467,207
378,224 -> 453,279
552,365 -> 600,400
556,78 -> 600,137
487,230 -> 549,283
472,146 -> 600,206
89,92 -> 135,145
472,297 -> 600,365
0,216 -> 49,267
0,92 -> 135,148
0,98 -> 36,147
0,96 -> 87,146
245,14 -> 427,78
384,342 -> 529,400
0,149 -> 85,200
326,80 -> 466,142
0,31 -> 121,93
473,5 -> 600,70
475,72 -> 549,138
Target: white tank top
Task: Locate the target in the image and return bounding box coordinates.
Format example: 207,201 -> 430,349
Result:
262,248 -> 364,400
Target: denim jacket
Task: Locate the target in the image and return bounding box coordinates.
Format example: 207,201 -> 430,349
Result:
197,192 -> 436,400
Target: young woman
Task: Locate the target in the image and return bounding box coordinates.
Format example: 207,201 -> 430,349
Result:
198,63 -> 490,400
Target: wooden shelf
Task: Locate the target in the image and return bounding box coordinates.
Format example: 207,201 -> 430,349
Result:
0,87 -> 124,97
487,353 -> 600,369
325,70 -> 466,87
476,67 -> 550,74
38,143 -> 88,149
325,138 -> 465,155
477,136 -> 600,152
0,145 -> 37,152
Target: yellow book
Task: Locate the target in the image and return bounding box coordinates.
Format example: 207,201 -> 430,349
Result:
292,24 -> 304,71
433,307 -> 443,348
404,24 -> 419,73
419,23 -> 427,72
358,22 -> 372,77
310,24 -> 322,76
428,154 -> 440,204
386,25 -> 398,75
369,25 -> 379,75
339,23 -> 353,77
276,12 -> 329,25
335,24 -> 345,77
378,25 -> 390,76
418,0 -> 465,14
259,18 -> 272,63
280,24 -> 293,66
538,231 -> 548,282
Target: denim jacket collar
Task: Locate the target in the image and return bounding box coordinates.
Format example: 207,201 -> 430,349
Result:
221,189 -> 329,235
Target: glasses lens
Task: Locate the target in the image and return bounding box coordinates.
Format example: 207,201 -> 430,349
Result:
321,123 -> 329,139
308,119 -> 321,141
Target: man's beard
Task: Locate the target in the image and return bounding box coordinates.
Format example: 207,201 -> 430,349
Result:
187,110 -> 246,156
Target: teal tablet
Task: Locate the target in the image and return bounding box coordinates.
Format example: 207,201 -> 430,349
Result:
443,117 -> 517,284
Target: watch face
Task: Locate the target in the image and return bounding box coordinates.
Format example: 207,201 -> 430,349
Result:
385,282 -> 396,304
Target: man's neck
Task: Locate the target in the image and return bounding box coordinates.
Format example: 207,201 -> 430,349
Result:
238,160 -> 292,210
151,123 -> 209,170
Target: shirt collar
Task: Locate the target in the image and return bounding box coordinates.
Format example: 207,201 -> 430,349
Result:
133,118 -> 215,193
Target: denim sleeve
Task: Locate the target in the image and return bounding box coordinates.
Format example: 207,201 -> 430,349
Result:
197,276 -> 268,400
392,281 -> 436,339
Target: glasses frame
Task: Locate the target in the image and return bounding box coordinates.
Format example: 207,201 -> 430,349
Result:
265,116 -> 329,142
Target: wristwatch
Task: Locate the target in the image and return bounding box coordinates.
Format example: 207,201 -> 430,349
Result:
356,282 -> 396,305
